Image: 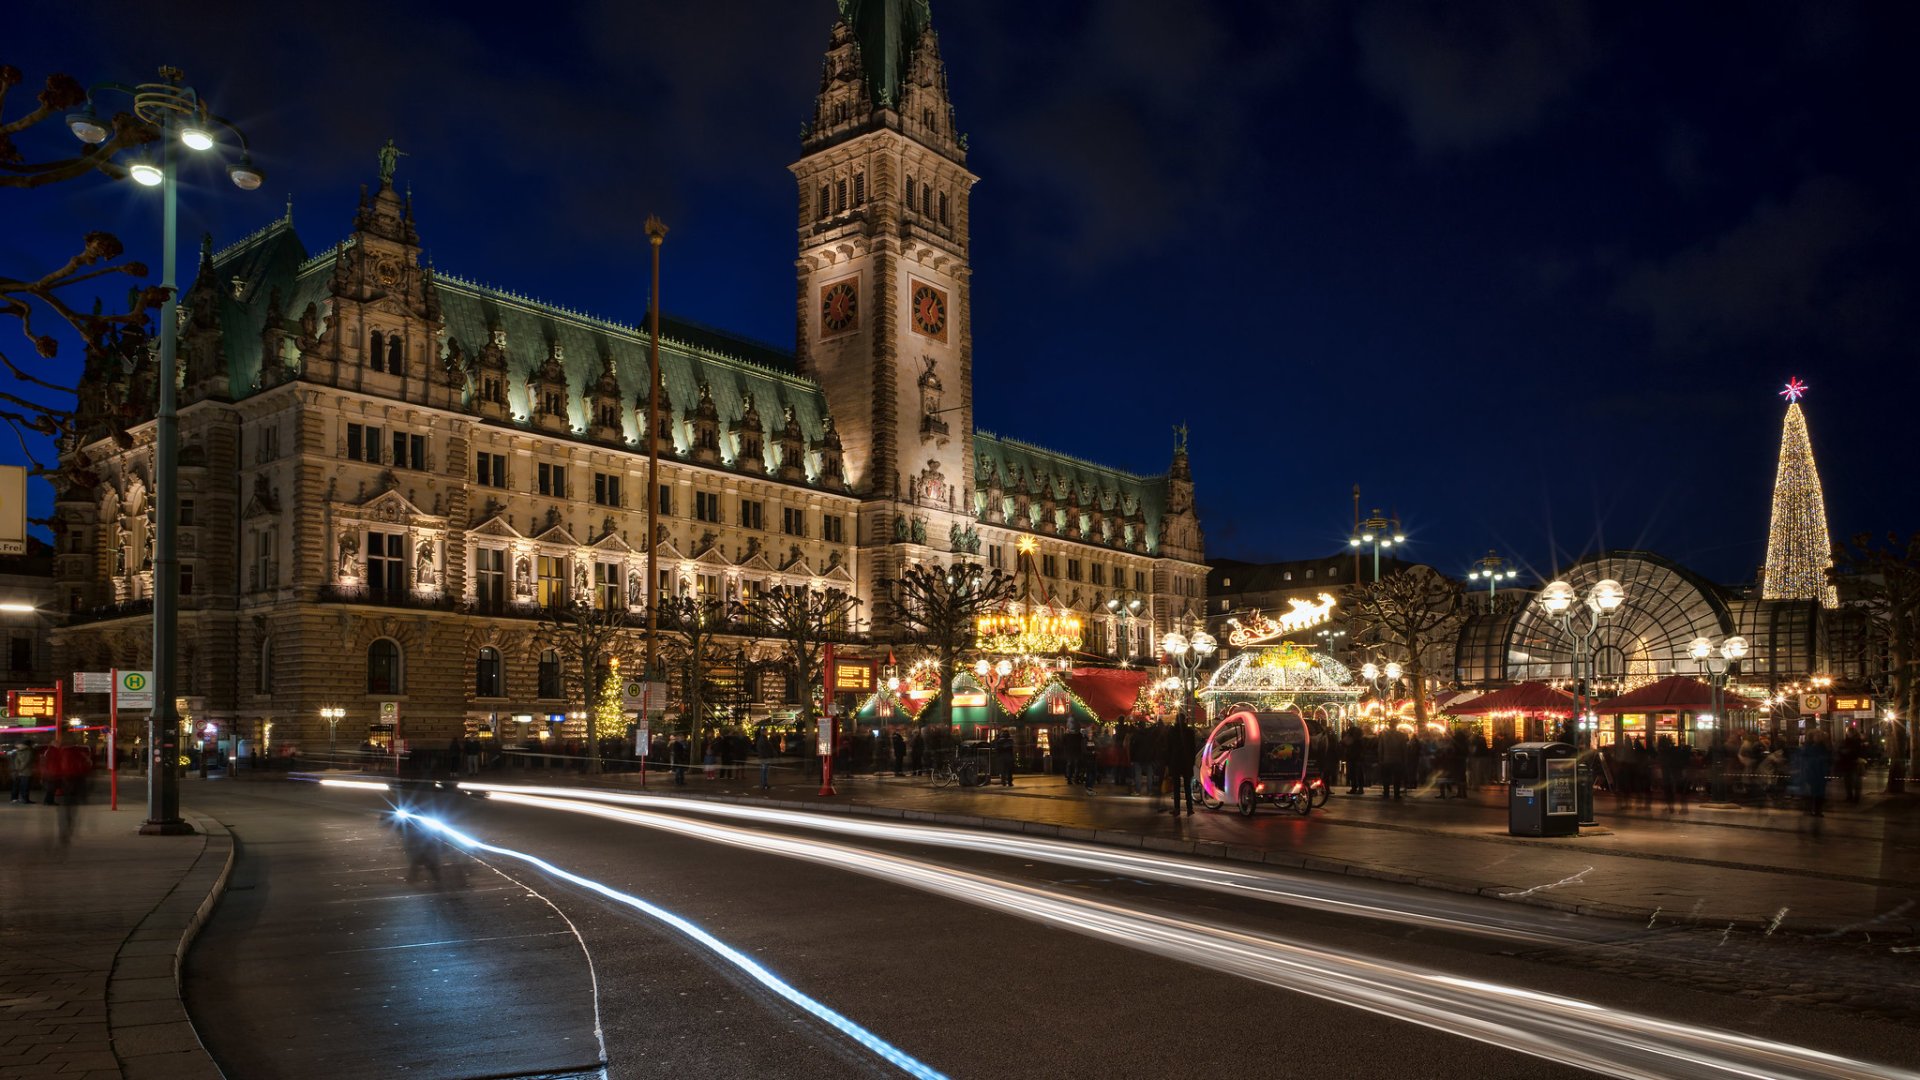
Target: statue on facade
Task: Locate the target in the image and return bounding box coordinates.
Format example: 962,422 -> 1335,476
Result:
893,514 -> 908,543
337,533 -> 360,579
910,516 -> 927,545
377,138 -> 408,185
415,545 -> 436,587
627,569 -> 644,607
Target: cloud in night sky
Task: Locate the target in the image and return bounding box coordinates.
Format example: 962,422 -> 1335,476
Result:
1354,0 -> 1599,153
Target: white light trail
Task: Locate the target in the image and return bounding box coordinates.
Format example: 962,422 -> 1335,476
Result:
389,808 -> 947,1080
456,788 -> 1917,1080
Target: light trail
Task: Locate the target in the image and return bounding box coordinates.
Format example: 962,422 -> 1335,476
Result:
456,788 -> 1917,1080
388,808 -> 948,1080
456,783 -> 1601,948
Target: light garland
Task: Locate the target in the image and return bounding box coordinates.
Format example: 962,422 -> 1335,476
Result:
976,603 -> 1084,654
1760,388 -> 1839,608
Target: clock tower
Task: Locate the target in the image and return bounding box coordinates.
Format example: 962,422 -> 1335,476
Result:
793,1 -> 976,588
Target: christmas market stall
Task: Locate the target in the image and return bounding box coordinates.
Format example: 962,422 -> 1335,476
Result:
1196,642 -> 1364,730
1447,682 -> 1577,744
1590,675 -> 1761,748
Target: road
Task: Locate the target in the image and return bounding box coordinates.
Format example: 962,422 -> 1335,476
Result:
181,780 -> 1920,1079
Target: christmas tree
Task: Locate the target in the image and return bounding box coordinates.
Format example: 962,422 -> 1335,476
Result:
1761,379 -> 1839,608
593,659 -> 628,743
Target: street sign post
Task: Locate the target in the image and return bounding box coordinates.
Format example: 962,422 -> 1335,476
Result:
116,670 -> 156,710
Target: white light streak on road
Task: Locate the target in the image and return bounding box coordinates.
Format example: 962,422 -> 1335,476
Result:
388,808 -> 947,1080
462,788 -> 1917,1080
458,783 -> 1590,949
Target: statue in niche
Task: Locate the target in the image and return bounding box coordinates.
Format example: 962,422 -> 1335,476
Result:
298,302 -> 320,347
627,569 -> 644,607
910,517 -> 926,545
337,533 -> 361,579
415,545 -> 436,587
573,560 -> 589,596
918,357 -> 948,438
514,556 -> 534,597
893,515 -> 908,543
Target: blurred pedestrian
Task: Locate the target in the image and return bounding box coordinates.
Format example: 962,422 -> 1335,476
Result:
891,729 -> 907,776
8,742 -> 32,803
1381,725 -> 1408,799
993,728 -> 1014,787
1342,727 -> 1365,793
1165,713 -> 1197,815
1799,731 -> 1833,817
669,733 -> 689,785
909,729 -> 926,776
755,725 -> 774,790
44,735 -> 91,845
1838,731 -> 1864,804
1657,735 -> 1690,813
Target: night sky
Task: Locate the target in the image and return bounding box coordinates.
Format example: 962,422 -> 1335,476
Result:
8,0 -> 1916,586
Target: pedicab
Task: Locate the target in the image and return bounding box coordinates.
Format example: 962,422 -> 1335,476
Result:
1196,705 -> 1329,816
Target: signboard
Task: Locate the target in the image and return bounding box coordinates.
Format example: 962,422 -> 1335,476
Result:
73,671 -> 114,694
634,722 -> 650,755
1227,593 -> 1337,647
816,716 -> 834,755
117,669 -> 155,710
620,679 -> 668,712
1545,758 -> 1577,816
832,663 -> 874,692
1831,696 -> 1872,713
7,691 -> 56,719
378,701 -> 400,727
0,465 -> 25,556
1800,693 -> 1828,715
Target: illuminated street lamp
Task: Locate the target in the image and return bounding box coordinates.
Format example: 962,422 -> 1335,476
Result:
1467,550 -> 1520,611
70,67 -> 262,835
1688,635 -> 1748,740
320,706 -> 345,760
1349,509 -> 1405,582
1104,594 -> 1144,659
1535,577 -> 1626,826
1162,623 -> 1217,722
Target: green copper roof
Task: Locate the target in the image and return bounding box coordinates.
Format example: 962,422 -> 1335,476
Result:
974,431 -> 1169,554
843,0 -> 932,107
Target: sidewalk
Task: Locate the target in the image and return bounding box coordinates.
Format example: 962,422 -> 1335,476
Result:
571,760 -> 1920,935
0,800 -> 231,1080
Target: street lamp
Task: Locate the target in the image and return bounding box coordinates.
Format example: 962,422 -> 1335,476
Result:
1161,623 -> 1217,723
1688,635 -> 1748,741
320,706 -> 345,761
71,68 -> 261,835
1349,509 -> 1405,582
1535,576 -> 1626,827
1467,550 -> 1519,611
1104,594 -> 1143,659
1360,660 -> 1403,725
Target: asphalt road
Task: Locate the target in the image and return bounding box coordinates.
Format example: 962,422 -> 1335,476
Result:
181,780 -> 1920,1080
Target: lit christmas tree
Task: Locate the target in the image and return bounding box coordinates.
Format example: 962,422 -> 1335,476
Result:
1761,378 -> 1839,608
592,658 -> 628,744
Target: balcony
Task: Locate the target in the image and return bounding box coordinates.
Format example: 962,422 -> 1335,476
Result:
317,584 -> 462,612
65,598 -> 153,627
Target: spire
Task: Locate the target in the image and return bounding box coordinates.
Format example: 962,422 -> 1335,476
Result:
843,0 -> 932,109
1761,380 -> 1838,608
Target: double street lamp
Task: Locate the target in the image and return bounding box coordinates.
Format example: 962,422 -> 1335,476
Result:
1467,550 -> 1519,610
1360,660 -> 1403,727
1161,623 -> 1217,723
320,706 -> 345,759
1688,635 -> 1748,740
1349,509 -> 1404,582
1104,594 -> 1143,659
70,69 -> 262,835
1536,576 -> 1626,826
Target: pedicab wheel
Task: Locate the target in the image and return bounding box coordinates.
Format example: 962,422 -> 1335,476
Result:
1294,788 -> 1313,816
1310,781 -> 1330,809
1239,781 -> 1258,817
1196,777 -> 1222,810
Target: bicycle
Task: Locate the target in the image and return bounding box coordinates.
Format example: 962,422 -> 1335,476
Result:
932,756 -> 981,788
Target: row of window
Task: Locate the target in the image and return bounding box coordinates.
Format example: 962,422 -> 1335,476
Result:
1038,553 -> 1148,593
810,170 -> 952,227
346,423 -> 426,470
903,175 -> 951,226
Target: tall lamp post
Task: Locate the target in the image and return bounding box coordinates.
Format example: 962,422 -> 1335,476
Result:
69,69 -> 262,836
1348,509 -> 1404,582
1160,623 -> 1217,723
1536,577 -> 1626,827
1104,594 -> 1143,660
1688,635 -> 1748,743
1467,550 -> 1519,612
320,706 -> 344,761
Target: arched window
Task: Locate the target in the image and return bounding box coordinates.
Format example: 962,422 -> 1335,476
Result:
367,638 -> 403,695
388,335 -> 404,375
476,647 -> 502,698
537,649 -> 562,699
369,330 -> 386,372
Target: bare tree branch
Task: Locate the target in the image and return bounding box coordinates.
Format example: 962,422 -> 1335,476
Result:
1343,565 -> 1464,726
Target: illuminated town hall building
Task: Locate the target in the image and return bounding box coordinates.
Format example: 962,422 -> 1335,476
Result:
48,2 -> 1207,749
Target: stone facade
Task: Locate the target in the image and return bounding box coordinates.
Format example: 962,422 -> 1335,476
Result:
47,1 -> 1205,752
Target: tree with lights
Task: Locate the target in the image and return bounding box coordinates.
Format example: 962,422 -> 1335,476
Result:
537,592 -> 639,774
1342,565 -> 1464,729
1762,378 -> 1839,608
592,659 -> 627,752
885,561 -> 1018,732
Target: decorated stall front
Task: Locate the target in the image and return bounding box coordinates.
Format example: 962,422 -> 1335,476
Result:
1196,642 -> 1364,730
1591,675 -> 1761,748
1448,682 -> 1577,744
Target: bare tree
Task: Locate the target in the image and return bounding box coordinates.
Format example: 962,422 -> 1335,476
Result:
657,593 -> 739,763
738,584 -> 860,739
884,561 -> 1017,731
2,64 -> 167,465
1833,532 -> 1920,778
1343,565 -> 1464,728
538,594 -> 640,774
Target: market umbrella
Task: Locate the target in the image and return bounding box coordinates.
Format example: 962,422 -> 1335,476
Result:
1591,676 -> 1761,714
1447,682 -> 1578,717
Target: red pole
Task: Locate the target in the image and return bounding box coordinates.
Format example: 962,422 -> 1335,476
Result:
639,685 -> 649,788
819,643 -> 837,796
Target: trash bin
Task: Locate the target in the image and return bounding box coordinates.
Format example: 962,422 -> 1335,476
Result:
1509,741 -> 1579,837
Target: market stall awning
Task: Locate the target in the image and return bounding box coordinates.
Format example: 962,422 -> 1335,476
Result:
1592,676 -> 1761,714
855,687 -> 923,723
1064,667 -> 1150,721
1447,682 -> 1577,716
1014,679 -> 1099,726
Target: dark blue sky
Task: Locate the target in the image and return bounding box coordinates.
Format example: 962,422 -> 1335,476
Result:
7,0 -> 1915,585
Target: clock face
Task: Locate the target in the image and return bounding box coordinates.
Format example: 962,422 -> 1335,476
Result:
819,278 -> 859,336
910,281 -> 947,342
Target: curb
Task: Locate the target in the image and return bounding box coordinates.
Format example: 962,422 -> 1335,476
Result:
663,788 -> 1908,937
105,813 -> 234,1080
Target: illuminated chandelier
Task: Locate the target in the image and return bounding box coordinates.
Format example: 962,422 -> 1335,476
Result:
975,536 -> 1083,655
